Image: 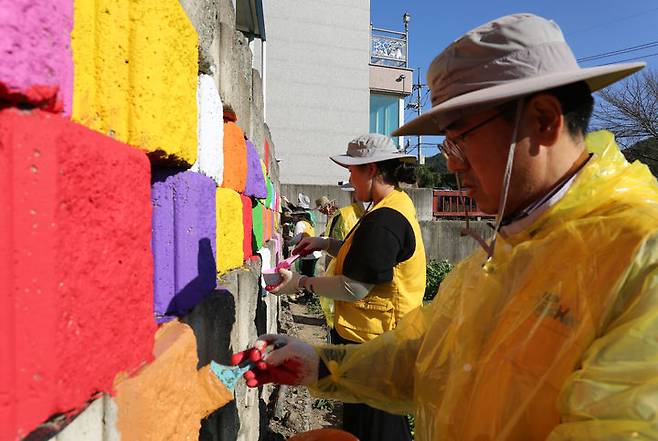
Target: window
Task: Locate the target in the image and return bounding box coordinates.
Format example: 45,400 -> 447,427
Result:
370,93 -> 400,144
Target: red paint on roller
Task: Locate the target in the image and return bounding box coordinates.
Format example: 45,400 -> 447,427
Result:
0,109 -> 155,439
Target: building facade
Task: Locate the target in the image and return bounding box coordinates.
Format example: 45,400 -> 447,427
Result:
264,0 -> 371,185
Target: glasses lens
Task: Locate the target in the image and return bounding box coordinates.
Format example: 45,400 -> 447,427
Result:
442,139 -> 464,162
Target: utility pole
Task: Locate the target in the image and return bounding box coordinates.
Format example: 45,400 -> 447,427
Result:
406,68 -> 425,162
415,67 -> 422,162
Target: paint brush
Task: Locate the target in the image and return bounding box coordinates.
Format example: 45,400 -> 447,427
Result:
262,253 -> 301,287
210,342 -> 284,391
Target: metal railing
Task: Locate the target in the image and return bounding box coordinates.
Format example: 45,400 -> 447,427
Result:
370,26 -> 408,68
433,190 -> 494,218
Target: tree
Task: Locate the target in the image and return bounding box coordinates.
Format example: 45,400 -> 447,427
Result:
416,153 -> 458,189
594,69 -> 658,145
623,137 -> 658,177
594,68 -> 658,177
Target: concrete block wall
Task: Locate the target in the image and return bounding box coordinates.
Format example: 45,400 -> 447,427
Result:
1,0 -> 282,440
281,184 -> 491,264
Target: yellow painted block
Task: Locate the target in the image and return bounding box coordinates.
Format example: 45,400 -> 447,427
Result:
216,188 -> 244,275
71,0 -> 198,165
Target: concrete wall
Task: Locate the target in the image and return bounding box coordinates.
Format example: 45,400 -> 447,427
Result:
420,220 -> 492,263
264,0 -> 371,185
281,184 -> 491,264
281,184 -> 434,235
2,0 -> 282,439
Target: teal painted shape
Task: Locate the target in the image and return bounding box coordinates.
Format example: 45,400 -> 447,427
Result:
210,360 -> 248,391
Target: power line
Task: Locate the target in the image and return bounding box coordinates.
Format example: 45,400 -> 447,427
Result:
603,51 -> 658,65
577,41 -> 658,63
566,6 -> 658,36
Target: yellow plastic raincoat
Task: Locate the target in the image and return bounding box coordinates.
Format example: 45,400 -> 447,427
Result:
310,132 -> 658,441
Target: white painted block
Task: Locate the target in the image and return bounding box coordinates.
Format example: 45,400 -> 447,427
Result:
192,74 -> 224,186
54,397 -> 104,441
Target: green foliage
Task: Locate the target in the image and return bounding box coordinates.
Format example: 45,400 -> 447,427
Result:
312,398 -> 334,411
306,295 -> 324,315
407,415 -> 415,438
424,259 -> 454,302
416,153 -> 458,189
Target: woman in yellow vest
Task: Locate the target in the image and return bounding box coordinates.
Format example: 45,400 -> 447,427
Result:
269,133 -> 426,441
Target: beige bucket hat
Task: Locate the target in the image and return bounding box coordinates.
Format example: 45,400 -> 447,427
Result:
330,133 -> 415,167
393,13 -> 645,136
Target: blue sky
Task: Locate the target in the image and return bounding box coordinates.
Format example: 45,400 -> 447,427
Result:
371,1 -> 658,156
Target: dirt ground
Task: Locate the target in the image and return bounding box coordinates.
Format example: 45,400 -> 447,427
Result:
262,294 -> 342,440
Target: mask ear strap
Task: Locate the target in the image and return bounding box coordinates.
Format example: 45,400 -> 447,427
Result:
487,97 -> 525,260
457,97 -> 525,264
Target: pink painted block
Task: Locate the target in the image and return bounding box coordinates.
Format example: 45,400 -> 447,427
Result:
0,109 -> 156,439
0,0 -> 73,113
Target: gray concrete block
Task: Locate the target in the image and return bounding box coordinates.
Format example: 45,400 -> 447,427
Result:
217,0 -> 236,26
54,397 -> 104,441
218,21 -> 237,111
281,183 -> 353,235
179,0 -> 220,74
403,187 -> 434,221
102,395 -> 120,441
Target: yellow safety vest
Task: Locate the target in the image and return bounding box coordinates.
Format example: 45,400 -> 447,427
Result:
321,203 -> 366,328
332,189 -> 426,343
325,203 -> 366,240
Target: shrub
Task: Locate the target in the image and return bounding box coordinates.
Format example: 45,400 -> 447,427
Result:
424,259 -> 453,302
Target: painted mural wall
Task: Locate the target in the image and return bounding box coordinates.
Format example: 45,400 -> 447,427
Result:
0,0 -> 282,439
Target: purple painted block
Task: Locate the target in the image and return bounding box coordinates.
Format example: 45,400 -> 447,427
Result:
151,170 -> 217,322
0,0 -> 73,113
244,139 -> 267,198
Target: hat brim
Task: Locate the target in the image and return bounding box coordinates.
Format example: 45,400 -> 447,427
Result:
330,152 -> 417,168
392,62 -> 645,136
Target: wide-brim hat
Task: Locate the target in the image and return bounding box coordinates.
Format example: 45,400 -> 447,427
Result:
331,133 -> 416,167
297,193 -> 311,209
392,13 -> 645,136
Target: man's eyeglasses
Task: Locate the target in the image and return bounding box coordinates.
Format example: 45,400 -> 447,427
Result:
441,111 -> 507,163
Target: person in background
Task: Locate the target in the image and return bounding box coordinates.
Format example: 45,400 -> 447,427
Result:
290,195 -> 322,279
324,183 -> 366,242
268,133 -> 426,441
315,195 -> 338,229
316,184 -> 367,333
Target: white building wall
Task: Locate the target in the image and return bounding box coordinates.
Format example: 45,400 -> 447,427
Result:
264,0 -> 370,185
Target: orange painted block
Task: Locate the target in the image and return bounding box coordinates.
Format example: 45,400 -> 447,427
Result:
114,321 -> 232,441
221,122 -> 247,193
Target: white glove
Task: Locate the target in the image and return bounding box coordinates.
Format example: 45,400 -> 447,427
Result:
292,236 -> 329,256
268,269 -> 302,296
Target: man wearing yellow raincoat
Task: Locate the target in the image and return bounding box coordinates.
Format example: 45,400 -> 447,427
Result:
237,13 -> 658,441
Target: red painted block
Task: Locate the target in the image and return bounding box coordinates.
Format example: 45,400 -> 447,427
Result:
241,195 -> 253,259
0,108 -> 156,440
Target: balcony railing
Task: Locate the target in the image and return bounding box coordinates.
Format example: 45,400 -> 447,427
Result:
370,26 -> 407,68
